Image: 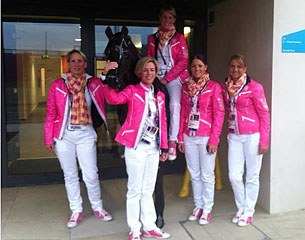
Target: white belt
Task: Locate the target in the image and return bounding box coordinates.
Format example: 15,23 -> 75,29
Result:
67,125 -> 89,131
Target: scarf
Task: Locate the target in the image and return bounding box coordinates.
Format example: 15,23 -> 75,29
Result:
226,73 -> 246,97
67,72 -> 92,125
187,73 -> 210,97
157,26 -> 176,51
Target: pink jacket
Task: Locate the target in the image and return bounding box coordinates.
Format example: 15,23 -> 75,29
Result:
221,76 -> 270,148
147,32 -> 189,83
44,75 -> 107,145
178,80 -> 225,146
102,82 -> 168,151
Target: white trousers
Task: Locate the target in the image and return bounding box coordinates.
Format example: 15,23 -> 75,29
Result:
166,79 -> 182,142
184,135 -> 216,213
125,142 -> 159,233
228,133 -> 263,216
55,126 -> 103,213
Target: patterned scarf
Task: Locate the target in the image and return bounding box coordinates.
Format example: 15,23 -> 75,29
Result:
157,26 -> 176,51
187,73 -> 210,97
67,72 -> 92,125
226,73 -> 246,97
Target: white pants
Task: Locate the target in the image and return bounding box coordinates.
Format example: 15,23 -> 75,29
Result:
166,79 -> 182,142
228,133 -> 263,216
55,125 -> 103,213
184,135 -> 216,213
125,142 -> 160,233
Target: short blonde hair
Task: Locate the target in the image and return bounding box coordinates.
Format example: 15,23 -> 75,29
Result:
66,49 -> 87,62
159,5 -> 177,19
134,57 -> 159,78
228,54 -> 246,67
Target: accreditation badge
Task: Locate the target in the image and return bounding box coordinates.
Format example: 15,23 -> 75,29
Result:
188,112 -> 200,131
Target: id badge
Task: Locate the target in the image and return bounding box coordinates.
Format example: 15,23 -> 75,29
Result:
228,113 -> 236,133
141,126 -> 159,144
188,113 -> 200,131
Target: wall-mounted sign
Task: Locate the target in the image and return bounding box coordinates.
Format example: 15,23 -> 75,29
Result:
282,29 -> 305,53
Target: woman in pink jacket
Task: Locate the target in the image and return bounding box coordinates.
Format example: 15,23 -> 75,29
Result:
222,54 -> 270,227
178,54 -> 224,225
44,50 -> 112,228
102,57 -> 170,240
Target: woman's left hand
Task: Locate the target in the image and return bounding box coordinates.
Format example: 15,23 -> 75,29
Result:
259,147 -> 269,154
160,78 -> 168,85
207,144 -> 218,154
160,152 -> 168,162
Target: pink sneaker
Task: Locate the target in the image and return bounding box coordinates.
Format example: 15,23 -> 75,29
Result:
168,142 -> 177,161
188,207 -> 203,221
93,209 -> 113,221
199,212 -> 212,225
237,215 -> 253,227
67,212 -> 83,228
142,228 -> 170,239
128,231 -> 142,240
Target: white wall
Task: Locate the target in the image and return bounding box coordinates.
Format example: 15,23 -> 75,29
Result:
271,0 -> 305,213
208,0 -> 305,213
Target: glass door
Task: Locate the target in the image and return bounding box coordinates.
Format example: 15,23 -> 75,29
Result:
2,21 -> 81,176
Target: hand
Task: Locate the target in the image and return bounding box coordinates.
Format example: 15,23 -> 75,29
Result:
178,143 -> 185,153
259,147 -> 269,154
160,152 -> 168,162
103,60 -> 118,75
207,144 -> 217,154
160,78 -> 168,85
45,143 -> 54,151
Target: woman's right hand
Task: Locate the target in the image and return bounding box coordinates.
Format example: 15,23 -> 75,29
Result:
45,143 -> 54,151
103,60 -> 118,75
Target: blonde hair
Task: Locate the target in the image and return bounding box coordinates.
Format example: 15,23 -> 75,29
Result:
228,54 -> 246,67
134,57 -> 159,78
159,5 -> 177,19
66,49 -> 87,62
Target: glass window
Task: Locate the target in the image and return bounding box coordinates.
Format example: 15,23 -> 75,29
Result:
2,22 -> 81,175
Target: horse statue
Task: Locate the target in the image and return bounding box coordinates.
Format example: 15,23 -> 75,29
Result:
103,26 -> 141,124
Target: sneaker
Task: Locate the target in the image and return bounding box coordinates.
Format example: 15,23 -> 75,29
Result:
128,231 -> 142,240
67,212 -> 83,228
199,212 -> 212,225
93,209 -> 113,221
237,214 -> 253,227
232,211 -> 243,224
142,228 -> 170,239
168,142 -> 177,161
188,207 -> 203,221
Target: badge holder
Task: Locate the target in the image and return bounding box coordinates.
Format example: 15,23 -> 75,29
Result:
141,126 -> 159,144
188,113 -> 200,131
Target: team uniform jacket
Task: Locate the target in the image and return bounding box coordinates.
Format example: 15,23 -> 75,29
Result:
221,76 -> 270,148
102,82 -> 168,151
147,32 -> 189,83
44,74 -> 107,145
178,80 -> 225,146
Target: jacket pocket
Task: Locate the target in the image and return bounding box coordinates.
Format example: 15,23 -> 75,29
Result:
121,129 -> 134,136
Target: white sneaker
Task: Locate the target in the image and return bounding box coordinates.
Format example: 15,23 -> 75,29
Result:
199,212 -> 212,225
142,228 -> 170,239
232,211 -> 243,224
93,209 -> 113,221
188,207 -> 203,221
67,212 -> 83,228
237,214 -> 253,227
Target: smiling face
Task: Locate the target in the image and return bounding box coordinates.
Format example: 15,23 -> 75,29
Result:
159,11 -> 176,31
68,52 -> 87,77
140,61 -> 157,86
228,58 -> 247,82
190,58 -> 207,80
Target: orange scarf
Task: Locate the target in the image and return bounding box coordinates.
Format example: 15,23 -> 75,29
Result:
157,26 -> 176,51
187,73 -> 210,97
67,72 -> 91,125
227,73 -> 246,97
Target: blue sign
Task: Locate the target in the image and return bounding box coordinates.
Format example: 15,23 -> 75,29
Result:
282,29 -> 305,53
